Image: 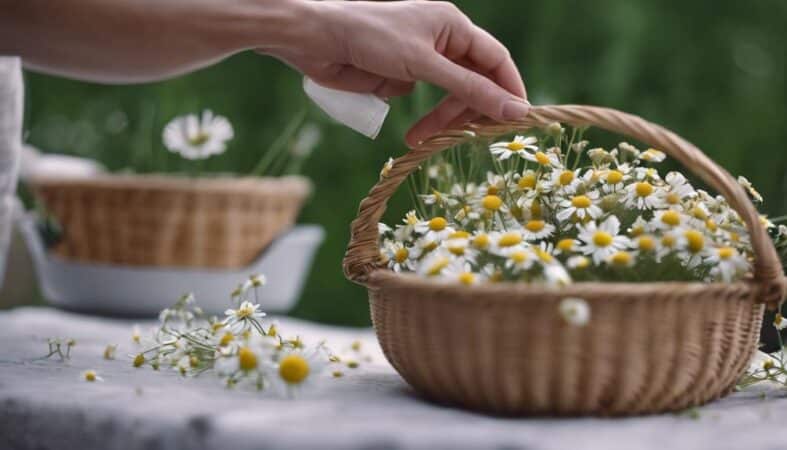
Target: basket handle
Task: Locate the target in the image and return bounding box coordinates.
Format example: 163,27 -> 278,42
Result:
343,104 -> 785,309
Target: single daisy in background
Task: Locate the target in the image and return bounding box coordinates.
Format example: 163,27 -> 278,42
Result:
558,298 -> 590,326
163,110 -> 234,160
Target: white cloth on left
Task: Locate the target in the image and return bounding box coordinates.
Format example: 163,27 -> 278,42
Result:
0,57 -> 23,287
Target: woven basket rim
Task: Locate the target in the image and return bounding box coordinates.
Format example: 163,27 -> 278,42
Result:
368,269 -> 759,301
29,173 -> 312,196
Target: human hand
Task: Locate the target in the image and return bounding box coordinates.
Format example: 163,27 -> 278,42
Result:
261,1 -> 528,147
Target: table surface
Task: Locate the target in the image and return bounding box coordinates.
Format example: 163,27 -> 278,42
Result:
1,307 -> 785,450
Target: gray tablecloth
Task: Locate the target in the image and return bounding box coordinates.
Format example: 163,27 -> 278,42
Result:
1,307 -> 785,450
0,57 -> 23,286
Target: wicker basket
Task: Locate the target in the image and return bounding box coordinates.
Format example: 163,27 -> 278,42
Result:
31,174 -> 311,268
343,105 -> 786,416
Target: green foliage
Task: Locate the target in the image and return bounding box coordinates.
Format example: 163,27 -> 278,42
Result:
20,1 -> 785,325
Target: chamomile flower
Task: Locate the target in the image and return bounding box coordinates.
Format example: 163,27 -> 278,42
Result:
504,248 -> 536,273
556,191 -> 603,222
394,210 -> 420,241
555,238 -> 579,255
663,172 -> 696,205
223,301 -> 266,333
550,169 -> 581,194
677,229 -> 711,268
417,250 -> 453,277
274,349 -> 326,394
577,216 -> 631,264
410,235 -> 439,259
638,148 -> 666,163
624,180 -> 665,210
737,176 -> 763,203
380,157 -> 394,178
489,230 -> 526,256
383,241 -> 413,272
652,209 -> 688,231
774,314 -> 787,331
480,172 -> 509,197
523,147 -> 562,168
600,168 -> 628,193
163,110 -> 234,160
415,216 -> 455,241
632,235 -> 657,257
705,246 -> 749,282
490,135 -> 538,160
566,255 -> 591,270
559,298 -> 590,326
655,231 -> 680,262
522,219 -> 556,241
420,189 -> 457,208
443,260 -> 484,286
82,370 -> 103,382
607,250 -> 635,268
543,263 -> 572,286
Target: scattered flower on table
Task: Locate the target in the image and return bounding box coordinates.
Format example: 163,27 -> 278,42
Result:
103,344 -> 117,360
82,370 -> 103,382
127,274 -> 340,397
42,337 -> 76,361
559,297 -> 590,326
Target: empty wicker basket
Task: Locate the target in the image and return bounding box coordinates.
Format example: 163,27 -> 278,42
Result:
31,174 -> 311,268
343,105 -> 786,416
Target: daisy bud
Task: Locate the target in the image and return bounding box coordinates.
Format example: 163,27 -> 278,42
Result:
546,122 -> 564,138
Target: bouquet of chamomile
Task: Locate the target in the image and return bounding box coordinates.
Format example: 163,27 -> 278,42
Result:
378,123 -> 770,288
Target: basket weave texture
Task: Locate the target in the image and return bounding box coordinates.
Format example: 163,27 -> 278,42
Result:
343,105 -> 786,416
31,175 -> 311,268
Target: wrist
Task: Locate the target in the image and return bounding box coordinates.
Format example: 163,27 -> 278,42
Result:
230,0 -> 328,54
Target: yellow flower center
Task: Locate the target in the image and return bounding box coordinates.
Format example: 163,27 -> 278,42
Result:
426,257 -> 450,276
394,247 -> 409,263
219,332 -> 234,347
629,225 -> 645,237
498,232 -> 523,247
592,231 -> 613,247
405,212 -> 419,225
133,353 -> 145,368
665,193 -> 680,204
684,230 -> 705,253
558,171 -> 574,186
211,322 -> 224,333
557,238 -> 574,252
507,141 -> 525,151
571,195 -> 592,209
279,354 -> 310,384
84,370 -> 97,382
448,231 -> 470,239
637,236 -> 656,252
530,200 -> 542,218
635,182 -> 653,197
447,245 -> 465,256
718,246 -> 735,259
428,217 -> 447,231
534,151 -> 551,165
482,195 -> 503,211
606,170 -> 623,184
535,249 -> 553,263
487,185 -> 499,195
236,305 -> 254,319
610,251 -> 632,266
730,232 -> 740,243
573,256 -> 590,269
238,347 -> 258,371
691,206 -> 707,220
188,132 -> 210,146
661,210 -> 681,226
422,241 -> 438,252
518,174 -> 536,189
511,251 -> 528,263
472,234 -> 490,249
458,272 -> 475,285
661,234 -> 676,248
705,219 -> 718,232
525,220 -> 545,232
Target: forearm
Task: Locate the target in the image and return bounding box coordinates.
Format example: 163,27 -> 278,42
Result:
0,0 -> 311,83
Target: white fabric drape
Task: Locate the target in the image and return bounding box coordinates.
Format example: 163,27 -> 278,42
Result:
0,57 -> 23,286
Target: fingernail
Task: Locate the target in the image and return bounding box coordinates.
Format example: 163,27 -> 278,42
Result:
502,100 -> 531,121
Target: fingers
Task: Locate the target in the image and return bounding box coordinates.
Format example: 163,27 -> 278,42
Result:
405,95 -> 481,148
310,65 -> 414,97
465,25 -> 526,100
414,54 -> 529,123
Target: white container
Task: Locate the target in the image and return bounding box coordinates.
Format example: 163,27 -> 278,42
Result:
17,213 -> 324,316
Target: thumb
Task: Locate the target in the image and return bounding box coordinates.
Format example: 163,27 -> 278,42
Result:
414,53 -> 530,122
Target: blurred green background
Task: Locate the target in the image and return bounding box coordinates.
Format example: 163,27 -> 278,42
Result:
14,1 -> 786,326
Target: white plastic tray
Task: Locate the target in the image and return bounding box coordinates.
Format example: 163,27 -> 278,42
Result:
17,214 -> 324,317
